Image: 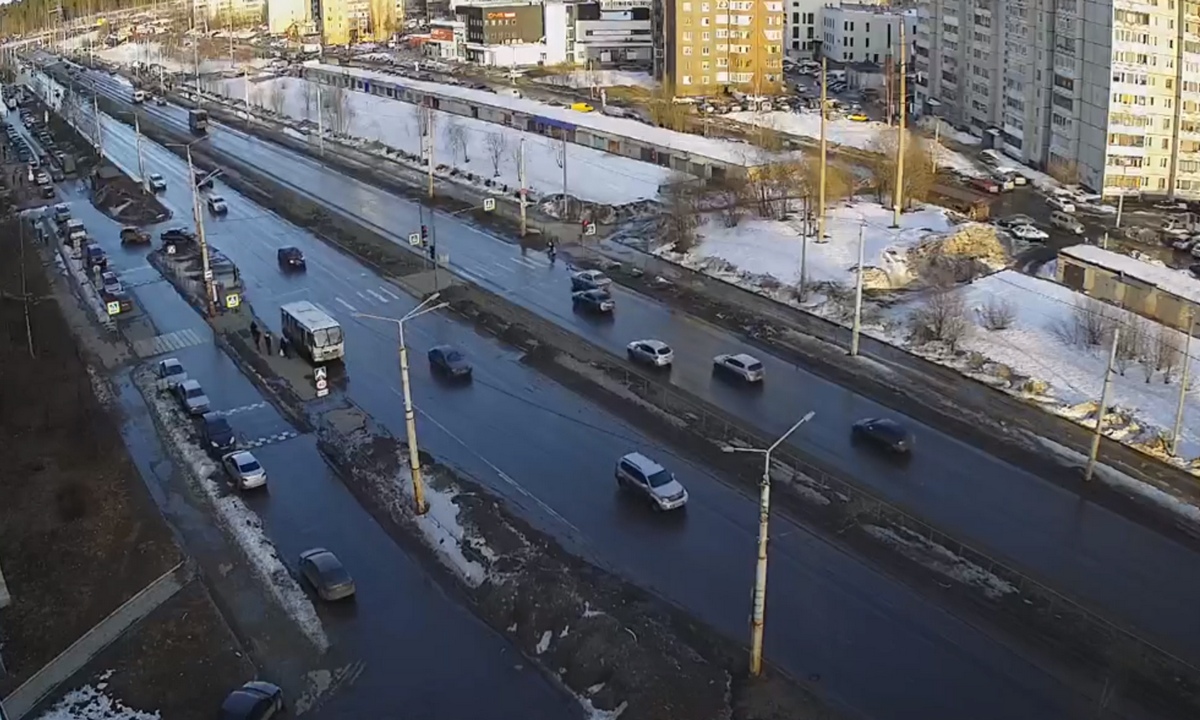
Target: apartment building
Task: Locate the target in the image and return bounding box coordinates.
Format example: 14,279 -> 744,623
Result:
654,0 -> 785,96
312,0 -> 364,44
571,1 -> 654,64
820,3 -> 915,64
917,0 -> 1200,199
199,0 -> 264,26
268,0 -> 310,33
785,0 -> 821,56
912,0 -> 1002,130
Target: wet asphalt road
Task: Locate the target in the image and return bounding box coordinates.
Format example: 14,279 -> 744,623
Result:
57,191 -> 582,719
71,73 -> 1200,672
33,87 -> 1171,719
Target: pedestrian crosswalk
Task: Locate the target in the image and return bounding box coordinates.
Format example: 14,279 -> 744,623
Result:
241,431 -> 299,449
132,328 -> 207,358
212,402 -> 268,417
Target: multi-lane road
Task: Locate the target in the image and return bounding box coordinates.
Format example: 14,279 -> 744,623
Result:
73,67 -> 1200,667
57,180 -> 582,719
34,66 -> 1191,718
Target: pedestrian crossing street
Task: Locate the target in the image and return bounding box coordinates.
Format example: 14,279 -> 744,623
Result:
212,402 -> 268,417
132,328 -> 207,358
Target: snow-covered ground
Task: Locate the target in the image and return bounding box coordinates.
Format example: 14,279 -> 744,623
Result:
98,41 -> 270,75
136,368 -> 329,652
916,115 -> 981,146
34,672 -> 158,720
209,75 -> 671,206
534,69 -> 658,90
657,200 -> 957,290
878,269 -> 1200,464
728,109 -> 979,165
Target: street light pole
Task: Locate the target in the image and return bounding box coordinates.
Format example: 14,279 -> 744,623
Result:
173,140 -> 219,317
354,295 -> 450,516
723,411 -> 816,676
135,112 -> 147,192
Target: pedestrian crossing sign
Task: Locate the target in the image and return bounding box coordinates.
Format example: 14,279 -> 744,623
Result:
106,300 -> 120,316
225,293 -> 241,309
483,198 -> 496,212
408,233 -> 421,246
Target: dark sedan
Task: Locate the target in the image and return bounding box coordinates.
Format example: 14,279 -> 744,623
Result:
219,681 -> 284,720
299,547 -> 356,601
851,418 -> 913,454
572,289 -> 615,314
428,345 -> 472,379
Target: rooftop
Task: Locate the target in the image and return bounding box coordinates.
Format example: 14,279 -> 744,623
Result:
305,61 -> 788,167
1059,244 -> 1200,306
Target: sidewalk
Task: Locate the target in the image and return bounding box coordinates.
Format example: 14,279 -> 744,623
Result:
1,562 -> 192,720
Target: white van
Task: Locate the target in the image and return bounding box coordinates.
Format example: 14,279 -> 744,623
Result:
1049,210 -> 1084,235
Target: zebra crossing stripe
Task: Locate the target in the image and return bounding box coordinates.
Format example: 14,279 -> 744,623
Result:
241,431 -> 299,449
132,328 -> 206,358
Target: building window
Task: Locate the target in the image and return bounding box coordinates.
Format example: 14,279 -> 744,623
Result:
683,31 -> 693,40
702,31 -> 711,39
682,2 -> 692,10
701,16 -> 710,25
682,46 -> 693,55
682,75 -> 693,84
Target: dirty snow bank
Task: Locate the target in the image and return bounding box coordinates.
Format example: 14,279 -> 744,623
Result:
133,366 -> 329,652
34,672 -> 158,720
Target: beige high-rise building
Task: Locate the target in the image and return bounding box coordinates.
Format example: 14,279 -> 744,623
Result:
313,0 -> 351,44
655,0 -> 785,97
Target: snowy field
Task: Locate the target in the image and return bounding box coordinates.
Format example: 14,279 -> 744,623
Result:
877,269 -> 1200,464
533,70 -> 658,90
657,200 -> 957,290
211,75 -> 671,206
98,41 -> 270,75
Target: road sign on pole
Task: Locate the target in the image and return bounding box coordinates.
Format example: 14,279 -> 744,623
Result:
105,300 -> 120,316
314,365 -> 329,397
224,293 -> 240,309
203,268 -> 213,280
483,197 -> 496,212
585,223 -> 597,236
408,233 -> 421,246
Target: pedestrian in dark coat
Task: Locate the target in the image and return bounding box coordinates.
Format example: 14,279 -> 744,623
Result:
250,321 -> 260,350
264,332 -> 273,355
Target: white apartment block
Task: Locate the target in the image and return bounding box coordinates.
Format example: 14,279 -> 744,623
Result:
821,3 -> 916,65
917,0 -> 1200,199
785,0 -> 822,56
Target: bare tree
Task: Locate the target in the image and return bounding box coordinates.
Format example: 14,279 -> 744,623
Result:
978,296 -> 1016,331
1114,317 -> 1147,376
320,85 -> 355,136
661,176 -> 700,252
707,174 -> 749,228
302,80 -> 318,122
867,130 -> 935,207
444,117 -> 469,164
909,284 -> 970,351
1047,157 -> 1081,186
1153,324 -> 1183,383
485,131 -> 507,177
744,160 -> 803,220
266,79 -> 286,117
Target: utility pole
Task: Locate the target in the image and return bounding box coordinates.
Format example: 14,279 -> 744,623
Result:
723,411 -> 816,677
560,134 -> 569,219
242,69 -> 250,126
799,194 -> 809,300
1085,328 -> 1120,482
315,84 -> 325,156
518,137 -> 528,237
817,56 -> 828,243
426,106 -> 435,199
931,119 -> 940,174
892,24 -> 907,229
1172,312 -> 1194,456
850,221 -> 866,356
186,146 -> 217,317
1116,190 -> 1125,228
135,112 -> 146,192
91,94 -> 102,154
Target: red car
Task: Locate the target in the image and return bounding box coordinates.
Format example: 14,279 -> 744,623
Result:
967,176 -> 1001,194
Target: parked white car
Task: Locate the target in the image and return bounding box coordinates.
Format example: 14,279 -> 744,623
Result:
1046,195 -> 1076,213
1010,224 -> 1050,241
1049,210 -> 1085,235
156,358 -> 188,388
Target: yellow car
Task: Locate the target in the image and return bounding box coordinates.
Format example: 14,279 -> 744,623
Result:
847,113 -> 870,122
570,102 -> 595,113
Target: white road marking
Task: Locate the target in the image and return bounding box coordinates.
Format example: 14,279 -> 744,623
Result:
376,286 -> 400,300
335,297 -> 358,313
366,288 -> 389,303
356,291 -> 369,301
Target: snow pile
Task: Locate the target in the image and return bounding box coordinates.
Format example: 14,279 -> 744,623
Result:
1026,434 -> 1200,525
728,109 -> 977,160
533,70 -> 658,90
34,673 -> 158,720
916,116 -> 981,146
880,269 -> 1200,467
135,369 -> 329,652
657,200 -> 957,292
206,76 -> 671,206
863,524 -> 1017,600
410,476 -> 489,587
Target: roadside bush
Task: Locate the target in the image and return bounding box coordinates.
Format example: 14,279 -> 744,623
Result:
909,286 -> 970,350
978,296 -> 1016,331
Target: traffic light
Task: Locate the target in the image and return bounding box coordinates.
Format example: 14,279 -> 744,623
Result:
420,225 -> 429,242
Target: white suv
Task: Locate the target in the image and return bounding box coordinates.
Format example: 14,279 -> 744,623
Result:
713,353 -> 765,383
615,452 -> 688,511
627,339 -> 674,367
